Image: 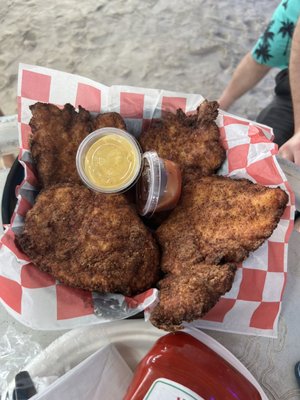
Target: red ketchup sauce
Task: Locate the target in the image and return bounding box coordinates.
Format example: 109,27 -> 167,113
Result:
155,159 -> 182,212
136,151 -> 182,217
124,332 -> 262,400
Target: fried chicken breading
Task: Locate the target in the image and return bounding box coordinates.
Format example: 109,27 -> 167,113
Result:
150,263 -> 236,331
17,184 -> 160,296
29,103 -> 127,188
150,174 -> 288,330
158,175 -> 288,272
30,103 -> 93,188
139,100 -> 226,178
93,112 -> 126,130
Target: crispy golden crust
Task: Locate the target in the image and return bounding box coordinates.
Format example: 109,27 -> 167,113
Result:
158,175 -> 289,272
30,103 -> 93,188
139,100 -> 225,178
150,175 -> 288,330
150,263 -> 237,331
29,103 -> 126,188
17,184 -> 160,296
93,112 -> 126,130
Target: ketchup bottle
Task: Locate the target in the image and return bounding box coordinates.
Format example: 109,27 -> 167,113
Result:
124,332 -> 262,400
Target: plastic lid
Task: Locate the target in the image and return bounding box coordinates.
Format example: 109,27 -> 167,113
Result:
76,127 -> 142,194
136,151 -> 167,217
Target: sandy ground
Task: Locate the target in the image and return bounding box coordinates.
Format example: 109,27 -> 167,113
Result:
0,0 -> 276,120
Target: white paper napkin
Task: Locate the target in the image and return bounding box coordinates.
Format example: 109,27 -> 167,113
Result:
30,344 -> 133,400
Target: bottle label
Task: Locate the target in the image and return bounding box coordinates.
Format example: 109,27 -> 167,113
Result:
143,378 -> 205,400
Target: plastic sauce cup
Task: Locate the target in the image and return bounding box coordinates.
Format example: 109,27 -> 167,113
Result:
136,151 -> 182,217
76,128 -> 142,194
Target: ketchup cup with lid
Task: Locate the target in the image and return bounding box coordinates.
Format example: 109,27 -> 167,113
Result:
135,151 -> 182,217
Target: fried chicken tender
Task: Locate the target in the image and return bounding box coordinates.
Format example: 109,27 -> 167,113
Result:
93,112 -> 126,130
139,100 -> 225,178
30,103 -> 93,188
29,103 -> 126,188
17,184 -> 160,296
158,175 -> 288,270
150,263 -> 236,331
151,175 -> 288,330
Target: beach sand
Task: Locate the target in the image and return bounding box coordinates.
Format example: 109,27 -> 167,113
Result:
0,0 -> 276,119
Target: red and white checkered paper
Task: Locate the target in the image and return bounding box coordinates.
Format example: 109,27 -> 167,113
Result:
0,64 -> 295,336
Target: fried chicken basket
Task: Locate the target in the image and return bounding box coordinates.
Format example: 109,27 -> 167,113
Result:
0,64 -> 294,336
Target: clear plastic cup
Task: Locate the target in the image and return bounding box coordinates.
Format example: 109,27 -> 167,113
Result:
136,151 -> 182,217
76,127 -> 142,193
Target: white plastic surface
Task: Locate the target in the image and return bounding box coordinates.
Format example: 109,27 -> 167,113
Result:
3,320 -> 268,399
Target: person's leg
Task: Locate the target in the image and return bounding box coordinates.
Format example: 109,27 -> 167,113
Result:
256,95 -> 294,147
256,69 -> 294,148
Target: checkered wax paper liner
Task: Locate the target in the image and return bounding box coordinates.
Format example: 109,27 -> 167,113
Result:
0,64 -> 295,335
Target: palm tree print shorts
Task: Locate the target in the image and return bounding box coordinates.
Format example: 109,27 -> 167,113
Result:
251,0 -> 300,69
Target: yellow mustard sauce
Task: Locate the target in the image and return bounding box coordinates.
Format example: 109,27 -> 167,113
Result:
84,133 -> 139,190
